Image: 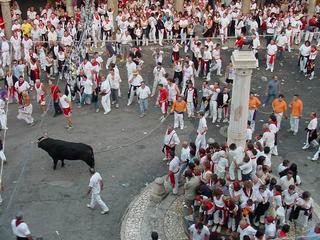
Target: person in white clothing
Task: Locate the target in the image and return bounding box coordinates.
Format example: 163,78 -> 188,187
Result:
266,40 -> 278,72
210,44 -> 222,76
58,91 -> 73,129
0,97 -> 7,130
17,92 -> 34,126
100,75 -> 111,115
136,81 -> 151,117
168,151 -> 180,195
188,222 -> 210,240
209,82 -> 220,123
299,41 -> 311,74
152,63 -> 166,97
195,112 -> 208,152
10,32 -> 22,61
86,168 -> 109,215
107,69 -> 121,109
1,37 -> 11,68
302,112 -> 318,150
228,143 -> 244,181
127,69 -> 143,106
79,75 -> 93,107
11,213 -> 33,240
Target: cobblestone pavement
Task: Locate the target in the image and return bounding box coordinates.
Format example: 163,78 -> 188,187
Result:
0,43 -> 319,240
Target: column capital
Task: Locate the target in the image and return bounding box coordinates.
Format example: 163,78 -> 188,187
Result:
0,0 -> 11,4
231,51 -> 257,69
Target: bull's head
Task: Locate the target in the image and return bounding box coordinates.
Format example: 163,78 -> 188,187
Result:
36,132 -> 49,144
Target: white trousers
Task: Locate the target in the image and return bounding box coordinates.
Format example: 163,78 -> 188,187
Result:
299,56 -> 308,72
13,47 -> 22,61
187,102 -> 194,117
248,109 -> 256,131
0,113 -> 7,129
213,209 -> 225,225
172,171 -> 180,194
151,78 -> 159,96
17,105 -> 34,124
210,100 -> 217,123
229,162 -> 242,181
266,55 -> 275,72
89,193 -> 109,211
0,150 -> 6,162
2,52 -> 10,67
290,115 -> 299,134
275,112 -> 283,129
211,59 -> 222,75
195,133 -> 206,152
101,94 -> 111,113
149,27 -> 156,43
174,112 -> 184,129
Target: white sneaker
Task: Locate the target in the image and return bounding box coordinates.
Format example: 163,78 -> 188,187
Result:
212,225 -> 217,232
302,144 -> 310,150
101,209 -> 109,215
311,156 -> 318,161
87,204 -> 93,209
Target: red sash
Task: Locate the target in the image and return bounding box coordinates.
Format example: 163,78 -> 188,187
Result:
169,169 -> 179,187
269,54 -> 275,64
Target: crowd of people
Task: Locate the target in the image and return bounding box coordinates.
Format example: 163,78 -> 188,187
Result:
0,0 -> 320,239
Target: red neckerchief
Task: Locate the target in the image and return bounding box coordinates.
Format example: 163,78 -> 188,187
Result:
18,81 -> 24,87
16,219 -> 24,227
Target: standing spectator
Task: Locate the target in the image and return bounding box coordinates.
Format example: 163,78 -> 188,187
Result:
86,168 -> 110,215
11,213 -> 33,240
302,112 -> 318,150
188,222 -> 210,240
100,75 -> 111,115
288,94 -> 303,135
136,81 -> 151,117
170,96 -> 187,130
272,94 -> 287,129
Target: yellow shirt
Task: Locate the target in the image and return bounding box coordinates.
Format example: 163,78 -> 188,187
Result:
272,99 -> 287,113
171,100 -> 187,113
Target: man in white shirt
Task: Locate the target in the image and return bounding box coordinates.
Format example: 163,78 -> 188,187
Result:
276,31 -> 288,62
136,81 -> 151,117
299,40 -> 311,73
1,37 -> 10,68
11,213 -> 33,240
127,69 -> 143,106
302,112 -> 318,149
266,40 -> 278,72
195,112 -> 208,152
228,143 -> 244,181
79,75 -> 93,107
237,220 -> 257,240
107,68 -> 121,109
10,31 -> 22,61
168,151 -> 180,195
100,75 -> 111,115
152,63 -> 166,97
86,168 -> 109,215
188,222 -> 210,240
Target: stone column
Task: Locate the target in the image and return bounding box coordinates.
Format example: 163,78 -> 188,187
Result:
308,0 -> 316,19
241,0 -> 251,15
66,0 -> 74,17
0,0 -> 12,38
175,0 -> 184,12
227,51 -> 256,148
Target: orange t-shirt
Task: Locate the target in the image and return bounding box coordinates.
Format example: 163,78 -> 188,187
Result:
272,99 -> 287,113
249,96 -> 261,110
290,99 -> 303,117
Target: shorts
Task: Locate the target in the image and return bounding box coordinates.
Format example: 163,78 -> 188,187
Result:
62,107 -> 72,117
38,95 -> 46,106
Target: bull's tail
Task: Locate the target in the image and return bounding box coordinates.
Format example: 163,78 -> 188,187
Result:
90,147 -> 95,168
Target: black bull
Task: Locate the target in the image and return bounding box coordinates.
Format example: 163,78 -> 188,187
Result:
37,137 -> 95,170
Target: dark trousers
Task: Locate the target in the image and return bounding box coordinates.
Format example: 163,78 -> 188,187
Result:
54,102 -> 62,114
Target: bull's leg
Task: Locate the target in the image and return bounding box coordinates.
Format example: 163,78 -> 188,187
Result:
61,160 -> 65,168
53,159 -> 58,170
